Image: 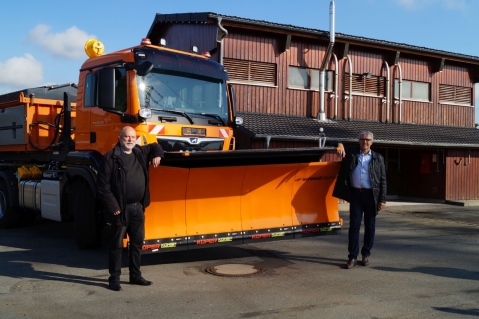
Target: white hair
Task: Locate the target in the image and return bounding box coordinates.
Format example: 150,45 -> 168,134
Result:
358,130 -> 373,140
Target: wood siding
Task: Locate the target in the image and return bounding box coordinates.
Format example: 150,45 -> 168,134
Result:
445,149 -> 479,200
224,28 -> 329,117
156,23 -> 476,127
394,56 -> 474,126
389,148 -> 445,200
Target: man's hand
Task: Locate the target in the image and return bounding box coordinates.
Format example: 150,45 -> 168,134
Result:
337,143 -> 346,158
151,156 -> 162,168
113,210 -> 121,216
378,202 -> 386,211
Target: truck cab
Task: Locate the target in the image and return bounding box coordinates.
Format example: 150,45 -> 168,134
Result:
75,39 -> 241,154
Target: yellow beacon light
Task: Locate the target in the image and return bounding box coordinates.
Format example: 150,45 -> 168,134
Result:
84,39 -> 104,58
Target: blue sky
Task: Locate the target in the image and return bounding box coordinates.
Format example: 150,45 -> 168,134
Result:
1,0 -> 479,120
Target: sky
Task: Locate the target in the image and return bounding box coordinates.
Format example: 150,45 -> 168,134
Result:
1,0 -> 479,119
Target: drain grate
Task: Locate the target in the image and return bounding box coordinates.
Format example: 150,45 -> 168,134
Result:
205,263 -> 264,277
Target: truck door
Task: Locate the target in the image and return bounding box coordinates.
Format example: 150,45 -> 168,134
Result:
78,67 -> 130,154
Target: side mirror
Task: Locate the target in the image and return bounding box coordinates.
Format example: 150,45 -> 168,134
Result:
136,61 -> 154,76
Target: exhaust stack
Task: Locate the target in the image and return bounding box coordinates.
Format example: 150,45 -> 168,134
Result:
318,1 -> 335,121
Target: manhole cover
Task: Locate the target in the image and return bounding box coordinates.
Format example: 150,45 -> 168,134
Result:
205,263 -> 264,277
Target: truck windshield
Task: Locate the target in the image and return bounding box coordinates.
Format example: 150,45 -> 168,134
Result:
137,69 -> 228,121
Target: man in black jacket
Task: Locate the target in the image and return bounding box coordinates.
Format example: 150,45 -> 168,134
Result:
333,131 -> 387,269
97,126 -> 164,291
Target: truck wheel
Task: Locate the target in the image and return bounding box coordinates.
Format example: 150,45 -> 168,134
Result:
0,181 -> 21,229
73,180 -> 102,249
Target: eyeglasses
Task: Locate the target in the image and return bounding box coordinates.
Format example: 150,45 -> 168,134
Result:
359,138 -> 372,142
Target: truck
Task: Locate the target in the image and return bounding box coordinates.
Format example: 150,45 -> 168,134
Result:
0,37 -> 341,254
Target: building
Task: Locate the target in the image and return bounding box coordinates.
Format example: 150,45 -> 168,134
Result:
146,12 -> 479,202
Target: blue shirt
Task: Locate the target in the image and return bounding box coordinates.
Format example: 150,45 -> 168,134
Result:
351,150 -> 372,189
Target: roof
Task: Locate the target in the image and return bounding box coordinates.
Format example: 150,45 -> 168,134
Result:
149,12 -> 479,65
236,112 -> 479,149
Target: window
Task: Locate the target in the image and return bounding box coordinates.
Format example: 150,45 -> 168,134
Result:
439,84 -> 472,105
223,58 -> 276,86
394,80 -> 430,101
289,66 -> 333,91
114,68 -> 127,112
83,67 -> 128,112
346,73 -> 385,97
84,72 -> 97,107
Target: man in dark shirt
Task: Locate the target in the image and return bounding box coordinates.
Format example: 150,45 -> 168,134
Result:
97,126 -> 164,291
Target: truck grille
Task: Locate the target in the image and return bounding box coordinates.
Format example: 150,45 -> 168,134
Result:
157,137 -> 224,152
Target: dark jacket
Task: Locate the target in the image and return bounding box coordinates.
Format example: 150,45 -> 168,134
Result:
332,144 -> 387,214
97,142 -> 164,225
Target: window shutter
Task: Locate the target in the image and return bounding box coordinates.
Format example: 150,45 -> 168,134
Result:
439,84 -> 472,105
346,73 -> 385,96
224,58 -> 276,85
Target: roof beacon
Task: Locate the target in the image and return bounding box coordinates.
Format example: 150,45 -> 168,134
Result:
202,51 -> 211,58
141,38 -> 151,45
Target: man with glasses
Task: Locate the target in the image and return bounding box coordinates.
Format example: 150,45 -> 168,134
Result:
333,131 -> 387,269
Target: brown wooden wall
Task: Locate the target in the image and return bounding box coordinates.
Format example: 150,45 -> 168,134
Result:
389,148 -> 445,200
394,56 -> 474,126
445,149 -> 479,200
222,27 -> 476,127
156,22 -> 476,128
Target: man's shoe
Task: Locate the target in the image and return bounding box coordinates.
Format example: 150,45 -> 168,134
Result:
129,277 -> 152,286
109,281 -> 122,291
345,259 -> 357,269
362,256 -> 370,266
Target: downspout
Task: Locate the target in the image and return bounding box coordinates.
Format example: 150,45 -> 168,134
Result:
346,54 -> 353,120
216,17 -> 228,65
396,63 -> 402,124
333,53 -> 338,119
318,1 -> 335,121
265,136 -> 271,149
383,60 -> 390,122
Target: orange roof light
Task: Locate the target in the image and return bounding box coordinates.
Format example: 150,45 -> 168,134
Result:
141,38 -> 152,45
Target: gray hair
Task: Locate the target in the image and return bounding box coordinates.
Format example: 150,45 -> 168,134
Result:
358,130 -> 374,140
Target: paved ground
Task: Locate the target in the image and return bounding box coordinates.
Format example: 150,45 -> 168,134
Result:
1,201 -> 479,319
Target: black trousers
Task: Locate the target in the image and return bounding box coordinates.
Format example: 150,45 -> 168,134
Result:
108,202 -> 144,282
348,189 -> 376,260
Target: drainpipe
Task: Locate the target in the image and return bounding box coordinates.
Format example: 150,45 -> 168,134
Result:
216,17 -> 228,65
265,136 -> 271,149
396,63 -> 402,123
383,60 -> 390,122
333,53 -> 338,119
346,54 -> 353,120
318,1 -> 335,121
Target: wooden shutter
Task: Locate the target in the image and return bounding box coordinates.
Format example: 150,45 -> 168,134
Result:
439,84 -> 472,105
224,58 -> 276,85
346,73 -> 385,96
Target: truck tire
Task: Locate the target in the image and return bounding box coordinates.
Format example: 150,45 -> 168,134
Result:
0,181 -> 21,229
73,180 -> 102,249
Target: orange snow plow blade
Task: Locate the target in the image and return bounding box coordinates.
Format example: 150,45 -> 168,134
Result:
136,148 -> 341,253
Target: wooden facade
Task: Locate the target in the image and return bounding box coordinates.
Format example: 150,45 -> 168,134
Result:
148,13 -> 479,202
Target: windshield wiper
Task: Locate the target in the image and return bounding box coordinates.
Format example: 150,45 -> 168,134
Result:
149,108 -> 195,124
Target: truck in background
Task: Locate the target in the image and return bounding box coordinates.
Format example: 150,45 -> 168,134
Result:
0,38 -> 341,253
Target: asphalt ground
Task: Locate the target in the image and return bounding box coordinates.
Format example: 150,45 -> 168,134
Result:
1,201 -> 478,319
